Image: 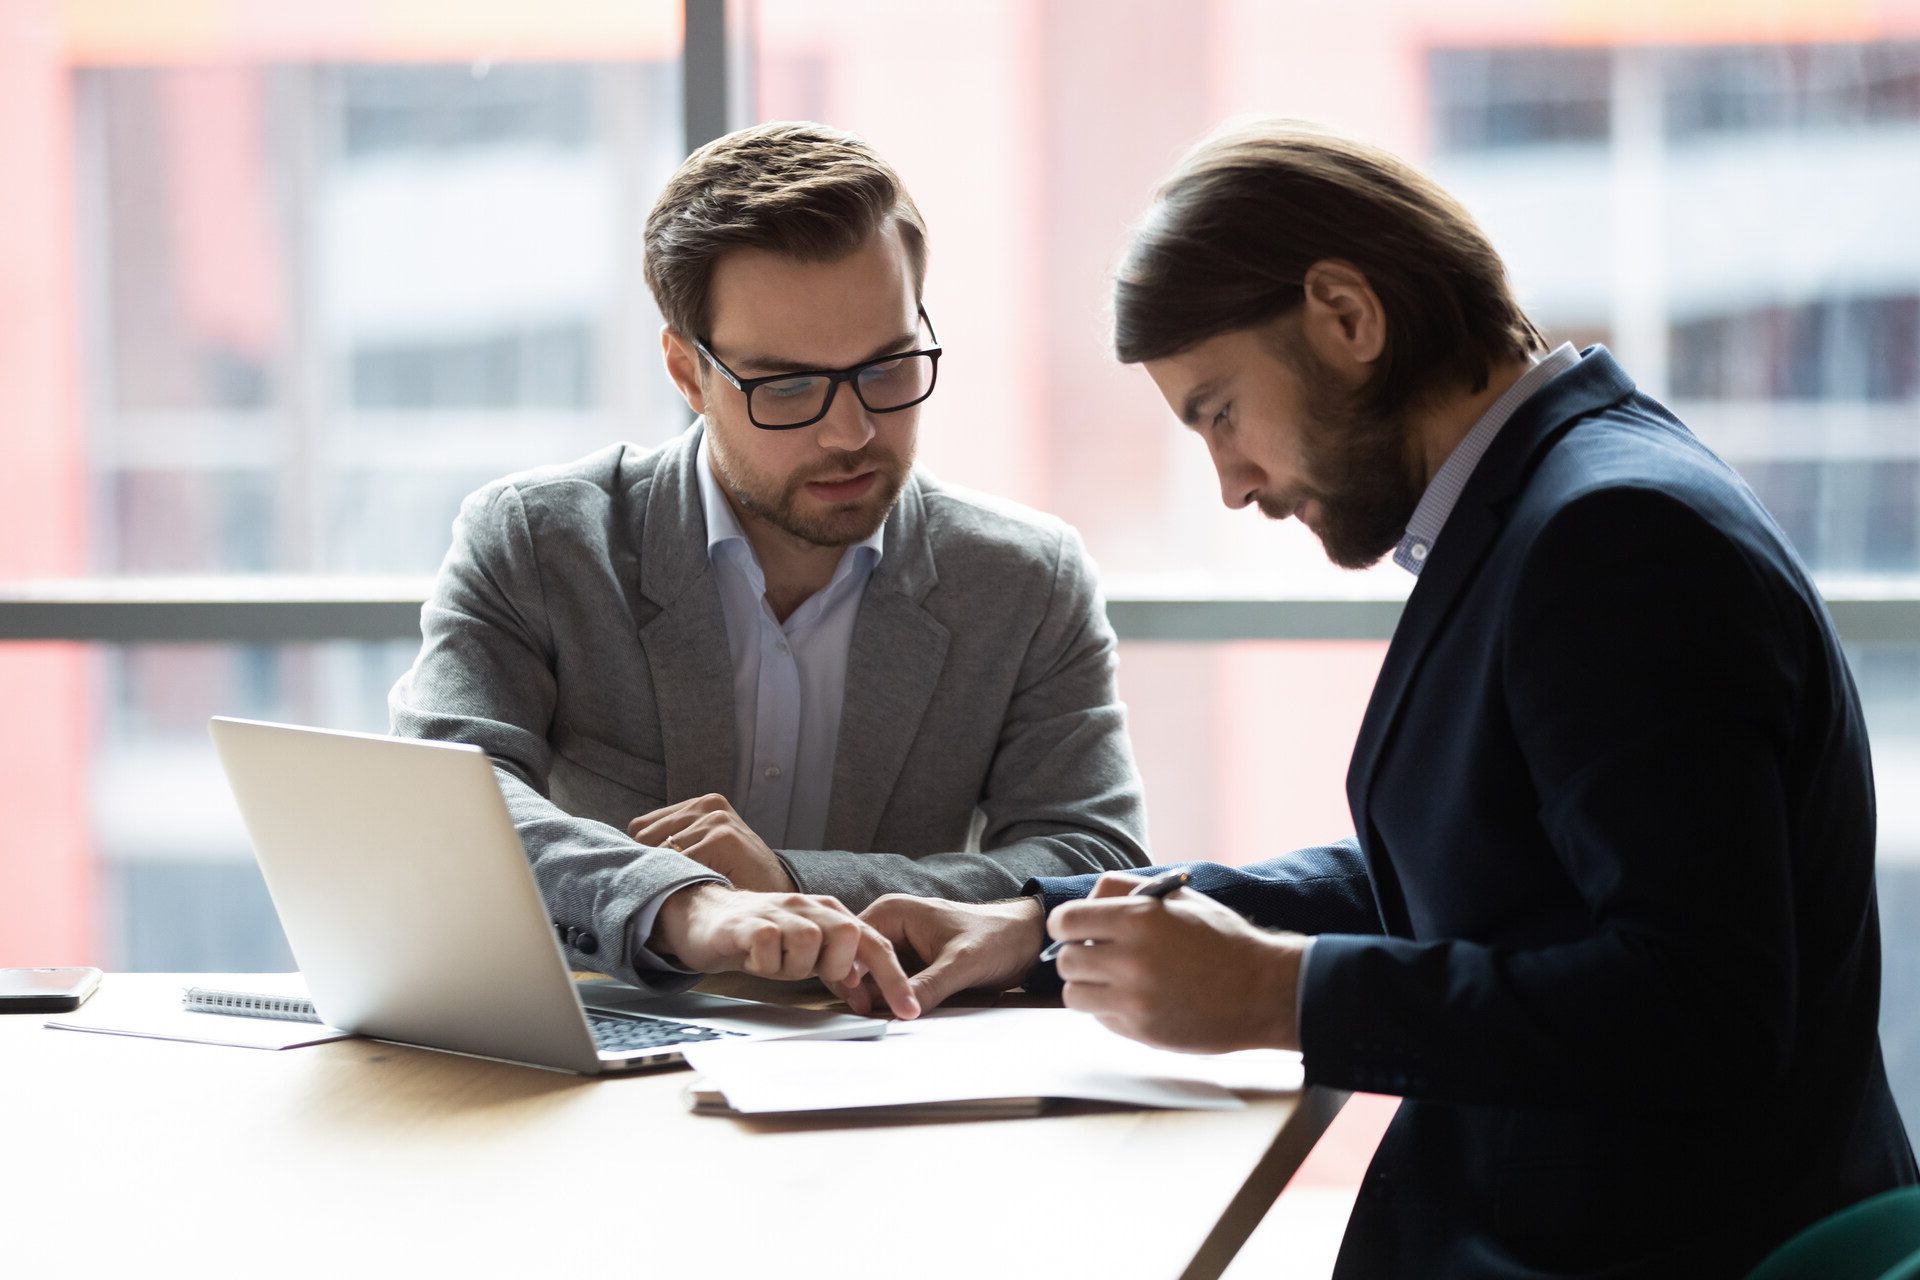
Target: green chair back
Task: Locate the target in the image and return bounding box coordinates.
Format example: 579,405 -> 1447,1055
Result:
1746,1187 -> 1920,1280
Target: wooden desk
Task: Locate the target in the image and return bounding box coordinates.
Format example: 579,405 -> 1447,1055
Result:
7,974 -> 1345,1278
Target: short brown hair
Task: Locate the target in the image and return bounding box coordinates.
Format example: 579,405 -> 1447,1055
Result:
1114,119 -> 1543,413
643,121 -> 928,339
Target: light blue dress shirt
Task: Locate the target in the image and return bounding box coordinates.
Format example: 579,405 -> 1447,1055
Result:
698,439 -> 885,848
1392,343 -> 1580,575
626,440 -> 884,969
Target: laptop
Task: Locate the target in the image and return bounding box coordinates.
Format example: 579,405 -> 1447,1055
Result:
208,716 -> 887,1074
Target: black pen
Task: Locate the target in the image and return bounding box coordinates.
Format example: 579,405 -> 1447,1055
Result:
1038,867 -> 1191,962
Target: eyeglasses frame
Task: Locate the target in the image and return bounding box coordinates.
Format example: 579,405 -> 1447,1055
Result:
693,306 -> 942,431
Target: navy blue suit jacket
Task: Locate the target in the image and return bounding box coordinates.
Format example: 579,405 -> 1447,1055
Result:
1033,348 -> 1916,1278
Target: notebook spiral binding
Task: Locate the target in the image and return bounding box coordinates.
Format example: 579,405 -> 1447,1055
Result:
182,987 -> 322,1024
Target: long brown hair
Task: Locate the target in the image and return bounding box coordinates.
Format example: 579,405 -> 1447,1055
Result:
1114,119 -> 1542,415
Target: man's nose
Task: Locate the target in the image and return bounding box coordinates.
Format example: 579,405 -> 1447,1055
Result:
1210,443 -> 1259,510
814,384 -> 878,453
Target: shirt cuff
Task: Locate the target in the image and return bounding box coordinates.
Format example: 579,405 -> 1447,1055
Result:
1295,936 -> 1315,1034
624,874 -> 727,973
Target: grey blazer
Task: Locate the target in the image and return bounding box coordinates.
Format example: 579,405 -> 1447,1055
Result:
389,424 -> 1149,989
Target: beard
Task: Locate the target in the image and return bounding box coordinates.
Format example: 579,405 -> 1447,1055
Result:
711,442 -> 909,549
1266,337 -> 1425,570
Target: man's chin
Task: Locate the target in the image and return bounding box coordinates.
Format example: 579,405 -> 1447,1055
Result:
1289,504 -> 1380,569
782,488 -> 898,548
1315,520 -> 1407,571
1320,540 -> 1393,571
797,517 -> 886,549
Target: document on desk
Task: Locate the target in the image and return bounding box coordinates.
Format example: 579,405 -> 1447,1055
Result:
683,1007 -> 1304,1116
45,1002 -> 352,1050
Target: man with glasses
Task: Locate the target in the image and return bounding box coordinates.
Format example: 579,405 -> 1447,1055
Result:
391,122 -> 1147,1008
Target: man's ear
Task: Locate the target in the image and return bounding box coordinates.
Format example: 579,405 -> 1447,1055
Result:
662,326 -> 708,415
1299,260 -> 1386,377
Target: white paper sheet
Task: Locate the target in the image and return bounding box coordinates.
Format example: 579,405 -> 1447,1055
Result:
45,1004 -> 351,1050
684,1006 -> 1303,1115
883,1006 -> 1305,1093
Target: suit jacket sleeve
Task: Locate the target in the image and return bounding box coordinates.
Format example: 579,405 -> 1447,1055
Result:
1021,838 -> 1385,995
777,524 -> 1151,908
389,482 -> 717,995
1300,487 -> 1805,1111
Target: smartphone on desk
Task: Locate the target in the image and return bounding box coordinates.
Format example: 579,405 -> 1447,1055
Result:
0,967 -> 102,1013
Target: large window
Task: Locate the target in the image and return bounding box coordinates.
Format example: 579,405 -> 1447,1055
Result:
80,60 -> 681,578
3,2 -> 1917,1143
0,2 -> 684,965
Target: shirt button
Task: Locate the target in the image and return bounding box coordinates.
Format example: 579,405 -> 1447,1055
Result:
764,765 -> 783,780
776,642 -> 791,655
1409,543 -> 1429,562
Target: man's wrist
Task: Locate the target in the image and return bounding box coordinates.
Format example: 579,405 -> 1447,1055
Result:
649,881 -> 730,961
1010,894 -> 1047,956
1257,932 -> 1308,1052
1002,894 -> 1050,989
769,851 -> 800,895
625,874 -> 726,973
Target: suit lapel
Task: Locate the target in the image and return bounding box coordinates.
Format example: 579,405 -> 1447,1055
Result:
633,423 -> 736,802
1346,349 -> 1639,841
824,478 -> 949,853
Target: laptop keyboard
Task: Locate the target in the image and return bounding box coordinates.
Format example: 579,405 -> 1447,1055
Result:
587,1012 -> 749,1054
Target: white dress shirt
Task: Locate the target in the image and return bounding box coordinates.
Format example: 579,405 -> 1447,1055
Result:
626,440 -> 884,968
698,439 -> 885,848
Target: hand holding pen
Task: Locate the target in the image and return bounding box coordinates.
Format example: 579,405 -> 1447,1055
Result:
1044,864 -> 1305,1054
1039,867 -> 1191,962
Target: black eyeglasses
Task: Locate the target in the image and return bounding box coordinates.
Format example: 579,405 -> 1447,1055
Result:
695,308 -> 942,430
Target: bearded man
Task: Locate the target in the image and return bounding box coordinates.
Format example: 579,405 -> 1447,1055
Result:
391,122 -> 1147,1006
847,119 -> 1917,1276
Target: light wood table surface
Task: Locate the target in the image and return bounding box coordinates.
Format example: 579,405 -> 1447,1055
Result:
6,973 -> 1344,1279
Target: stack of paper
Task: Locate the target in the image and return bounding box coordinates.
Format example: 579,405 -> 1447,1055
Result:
685,1007 -> 1303,1118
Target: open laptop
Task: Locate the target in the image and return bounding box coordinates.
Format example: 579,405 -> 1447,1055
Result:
208,716 -> 886,1074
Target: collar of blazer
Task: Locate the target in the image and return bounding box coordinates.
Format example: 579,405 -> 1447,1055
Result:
625,420 -> 951,852
1344,346 -> 1639,866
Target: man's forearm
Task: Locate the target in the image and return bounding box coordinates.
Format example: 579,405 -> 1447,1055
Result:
779,835 -> 1139,913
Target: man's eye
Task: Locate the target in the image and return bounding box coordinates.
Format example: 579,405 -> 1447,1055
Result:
858,359 -> 906,384
1212,404 -> 1232,429
763,377 -> 820,399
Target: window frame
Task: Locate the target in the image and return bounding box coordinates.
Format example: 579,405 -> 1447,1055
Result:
3,577 -> 1917,646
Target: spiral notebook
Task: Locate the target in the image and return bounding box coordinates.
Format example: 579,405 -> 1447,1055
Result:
45,972 -> 350,1050
181,974 -> 321,1024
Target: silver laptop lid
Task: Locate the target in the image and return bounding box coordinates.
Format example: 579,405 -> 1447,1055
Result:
209,717 -> 605,1074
